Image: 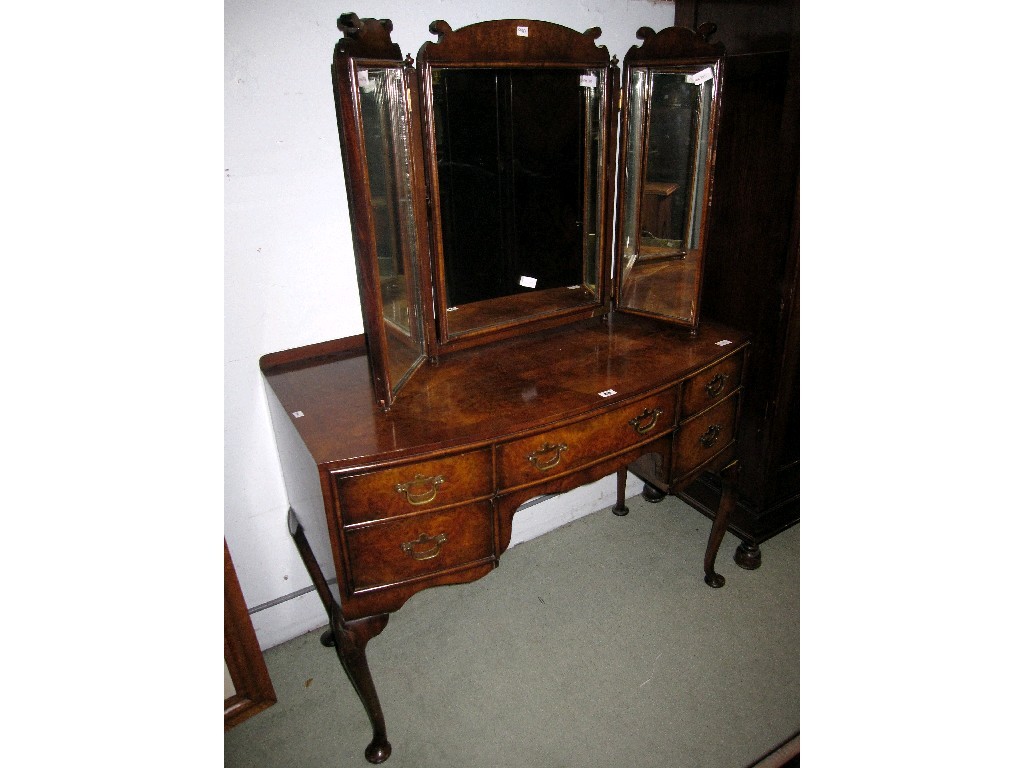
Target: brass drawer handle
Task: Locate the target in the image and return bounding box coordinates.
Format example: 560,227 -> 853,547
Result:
400,532 -> 448,561
705,373 -> 729,398
629,406 -> 664,435
699,424 -> 722,449
394,474 -> 445,506
528,442 -> 568,471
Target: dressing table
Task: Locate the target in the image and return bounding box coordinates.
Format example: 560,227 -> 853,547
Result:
260,15 -> 748,763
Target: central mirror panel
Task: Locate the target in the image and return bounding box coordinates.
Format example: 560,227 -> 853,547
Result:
429,67 -> 607,339
417,19 -> 614,351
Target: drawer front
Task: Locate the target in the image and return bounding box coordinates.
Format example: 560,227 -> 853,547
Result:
674,394 -> 739,478
334,448 -> 493,525
344,501 -> 494,592
497,390 -> 676,490
680,352 -> 743,417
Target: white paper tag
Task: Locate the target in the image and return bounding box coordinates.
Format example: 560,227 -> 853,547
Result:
516,26 -> 529,37
291,411 -> 304,418
580,74 -> 597,88
519,275 -> 537,288
686,67 -> 714,85
598,389 -> 617,398
357,70 -> 375,92
715,339 -> 733,346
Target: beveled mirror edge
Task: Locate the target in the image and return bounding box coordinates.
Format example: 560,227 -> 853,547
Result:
612,25 -> 726,333
331,15 -> 433,410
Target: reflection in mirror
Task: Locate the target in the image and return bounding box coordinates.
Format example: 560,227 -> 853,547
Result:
357,65 -> 426,391
619,63 -> 718,326
430,68 -> 606,337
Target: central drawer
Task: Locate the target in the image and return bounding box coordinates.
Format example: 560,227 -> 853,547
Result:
496,390 -> 676,490
343,501 -> 495,593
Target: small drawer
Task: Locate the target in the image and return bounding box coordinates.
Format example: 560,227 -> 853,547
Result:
334,448 -> 492,526
343,501 -> 494,592
496,390 -> 676,490
674,393 -> 739,478
680,352 -> 743,417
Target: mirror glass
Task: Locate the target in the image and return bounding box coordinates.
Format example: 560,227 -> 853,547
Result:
356,65 -> 426,392
430,67 -> 606,338
619,64 -> 718,325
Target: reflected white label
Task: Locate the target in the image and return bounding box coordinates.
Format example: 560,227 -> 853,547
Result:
686,67 -> 714,85
291,411 -> 304,418
598,389 -> 617,398
715,339 -> 733,346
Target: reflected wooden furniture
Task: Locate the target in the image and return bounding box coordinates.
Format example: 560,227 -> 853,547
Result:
224,541 -> 276,730
262,313 -> 747,762
641,180 -> 680,238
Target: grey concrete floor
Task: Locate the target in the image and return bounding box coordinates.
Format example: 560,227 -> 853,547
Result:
226,492 -> 799,768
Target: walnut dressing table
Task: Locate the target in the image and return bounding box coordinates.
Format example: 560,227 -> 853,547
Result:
262,313 -> 746,762
260,15 -> 748,763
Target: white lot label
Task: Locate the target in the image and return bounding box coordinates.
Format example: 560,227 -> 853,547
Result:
686,67 -> 714,85
517,26 -> 529,37
580,74 -> 597,88
520,275 -> 538,288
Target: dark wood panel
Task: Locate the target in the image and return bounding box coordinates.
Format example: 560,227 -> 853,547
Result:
675,0 -> 799,554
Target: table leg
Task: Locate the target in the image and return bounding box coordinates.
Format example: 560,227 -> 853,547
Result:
703,460 -> 740,588
326,611 -> 392,763
288,510 -> 393,763
612,466 -> 630,516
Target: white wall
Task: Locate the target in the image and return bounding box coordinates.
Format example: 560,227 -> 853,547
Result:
225,0 -> 676,650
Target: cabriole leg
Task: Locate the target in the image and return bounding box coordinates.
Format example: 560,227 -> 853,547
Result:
327,610 -> 392,764
703,460 -> 740,588
288,510 -> 393,763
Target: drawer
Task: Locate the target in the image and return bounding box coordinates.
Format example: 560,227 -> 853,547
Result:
334,448 -> 492,525
680,352 -> 743,417
674,393 -> 739,478
496,390 -> 676,490
343,501 -> 494,592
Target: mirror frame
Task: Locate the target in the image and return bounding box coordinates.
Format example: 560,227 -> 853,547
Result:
613,23 -> 725,332
417,19 -> 619,354
332,15 -> 435,409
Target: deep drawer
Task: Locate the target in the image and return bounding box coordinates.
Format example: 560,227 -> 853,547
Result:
680,352 -> 743,417
674,393 -> 739,478
343,501 -> 495,592
496,390 -> 676,490
334,448 -> 493,525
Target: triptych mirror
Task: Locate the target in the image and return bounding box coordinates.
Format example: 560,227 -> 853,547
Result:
332,15 -> 724,409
